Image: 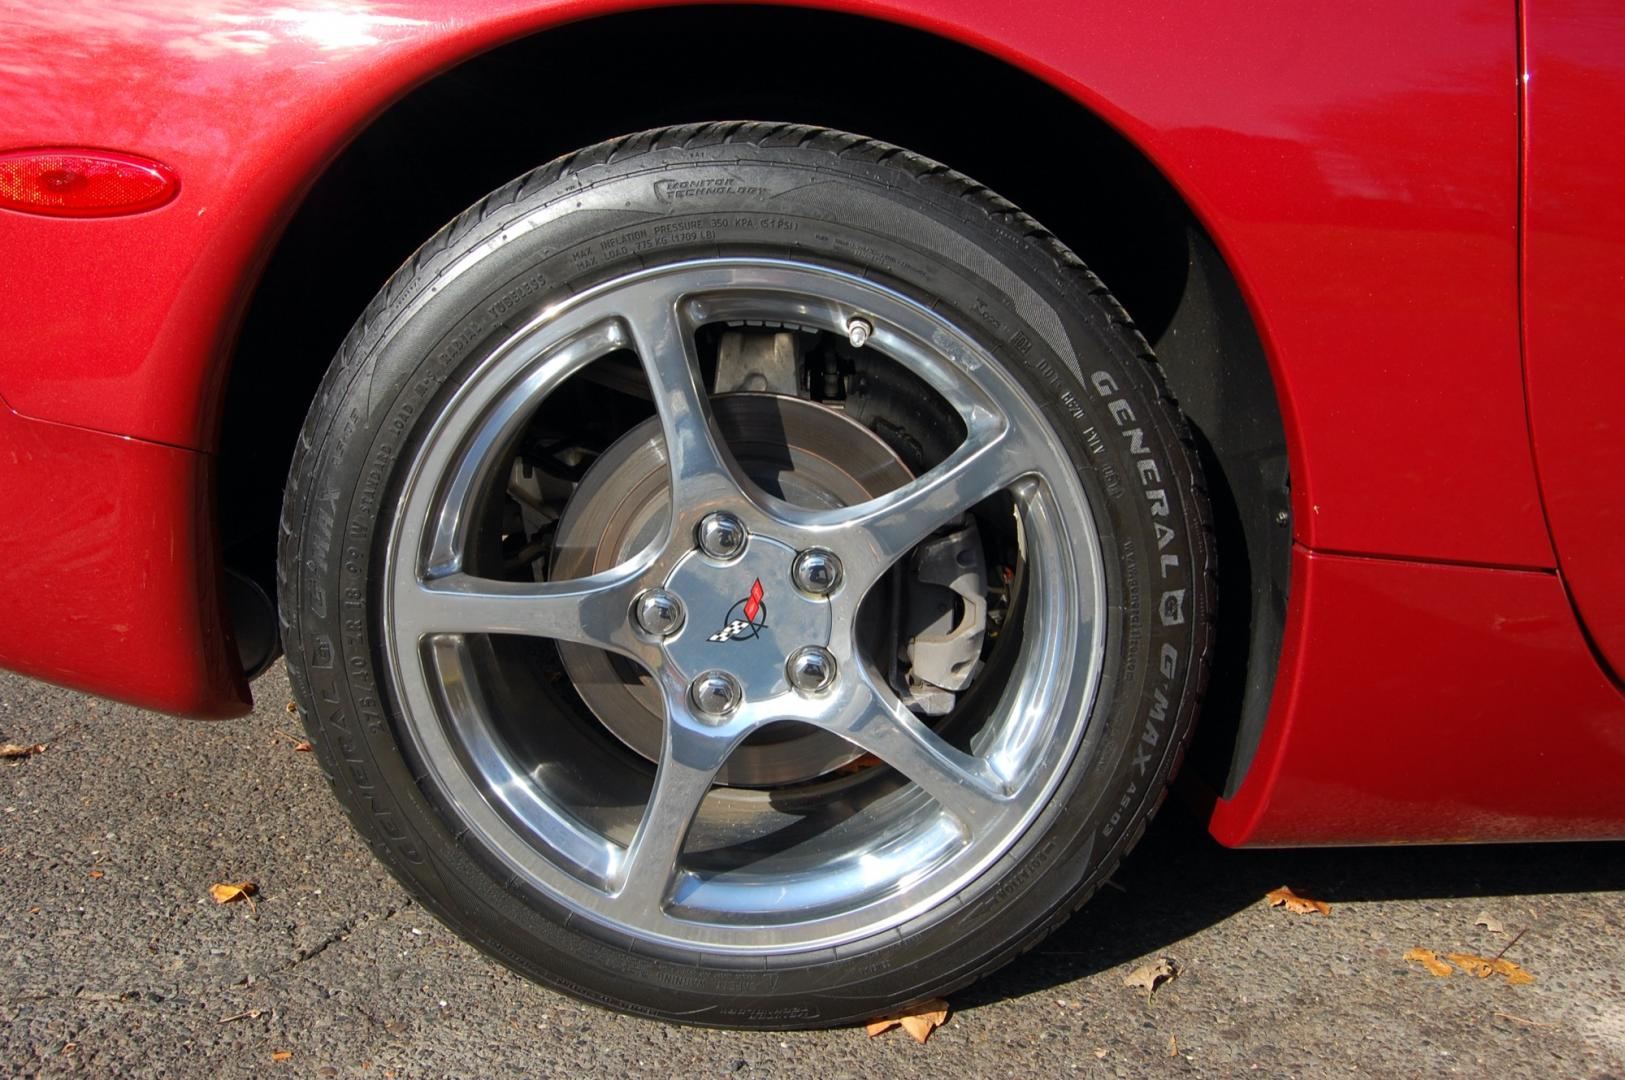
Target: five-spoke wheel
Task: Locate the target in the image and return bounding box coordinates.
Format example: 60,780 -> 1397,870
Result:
385,260 -> 1102,950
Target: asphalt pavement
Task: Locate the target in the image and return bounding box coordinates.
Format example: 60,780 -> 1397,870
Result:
2,664 -> 1622,1078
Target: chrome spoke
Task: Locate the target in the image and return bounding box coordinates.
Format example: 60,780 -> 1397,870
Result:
622,282 -> 748,514
395,568 -> 641,653
781,420 -> 1028,588
828,675 -> 1008,834
613,711 -> 741,921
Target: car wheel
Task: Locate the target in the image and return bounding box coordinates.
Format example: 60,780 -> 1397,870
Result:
279,123 -> 1212,1027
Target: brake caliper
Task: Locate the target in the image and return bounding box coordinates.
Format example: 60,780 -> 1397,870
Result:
894,517 -> 988,716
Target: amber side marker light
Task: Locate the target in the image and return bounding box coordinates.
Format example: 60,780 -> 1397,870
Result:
0,148 -> 178,217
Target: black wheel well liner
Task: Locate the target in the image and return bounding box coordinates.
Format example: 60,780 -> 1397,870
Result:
219,4 -> 1289,797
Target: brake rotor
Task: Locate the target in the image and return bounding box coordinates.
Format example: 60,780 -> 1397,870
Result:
551,392 -> 912,787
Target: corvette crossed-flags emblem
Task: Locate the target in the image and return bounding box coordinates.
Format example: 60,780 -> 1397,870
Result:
709,579 -> 766,642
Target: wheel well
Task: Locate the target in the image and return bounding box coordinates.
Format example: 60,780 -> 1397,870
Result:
220,4 -> 1288,796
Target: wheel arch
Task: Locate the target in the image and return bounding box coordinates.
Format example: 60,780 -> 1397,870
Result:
216,4 -> 1288,797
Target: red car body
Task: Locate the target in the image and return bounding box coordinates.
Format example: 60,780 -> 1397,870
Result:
1,0 -> 1621,847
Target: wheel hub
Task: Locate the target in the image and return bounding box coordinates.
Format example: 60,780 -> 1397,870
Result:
660,536 -> 832,700
552,392 -> 911,786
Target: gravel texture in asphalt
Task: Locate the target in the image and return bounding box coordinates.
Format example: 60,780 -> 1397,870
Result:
1,665 -> 1622,1078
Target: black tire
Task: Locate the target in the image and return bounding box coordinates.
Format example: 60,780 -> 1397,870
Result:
279,122 -> 1213,1028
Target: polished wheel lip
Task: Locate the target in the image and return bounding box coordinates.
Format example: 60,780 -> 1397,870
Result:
381,257 -> 1106,954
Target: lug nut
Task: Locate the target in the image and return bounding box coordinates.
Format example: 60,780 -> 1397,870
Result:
846,317 -> 873,349
786,646 -> 837,694
696,512 -> 747,561
690,670 -> 743,720
792,548 -> 842,596
633,588 -> 685,638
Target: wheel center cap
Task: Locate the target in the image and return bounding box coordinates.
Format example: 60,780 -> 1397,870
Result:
662,535 -> 831,703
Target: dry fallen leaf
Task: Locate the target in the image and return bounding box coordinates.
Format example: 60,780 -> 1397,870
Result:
1447,953 -> 1536,986
1500,961 -> 1537,986
210,881 -> 258,911
866,998 -> 950,1043
1404,947 -> 1454,977
899,1007 -> 948,1044
1123,957 -> 1179,999
0,743 -> 46,759
1265,886 -> 1331,916
1474,911 -> 1505,934
88,870 -> 104,879
1168,1034 -> 1179,1058
1448,952 -> 1496,978
272,1050 -> 292,1062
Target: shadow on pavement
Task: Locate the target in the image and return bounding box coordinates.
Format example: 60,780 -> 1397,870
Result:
958,803 -> 1625,1010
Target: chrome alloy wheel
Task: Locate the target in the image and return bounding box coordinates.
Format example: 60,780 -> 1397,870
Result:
382,258 -> 1106,953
